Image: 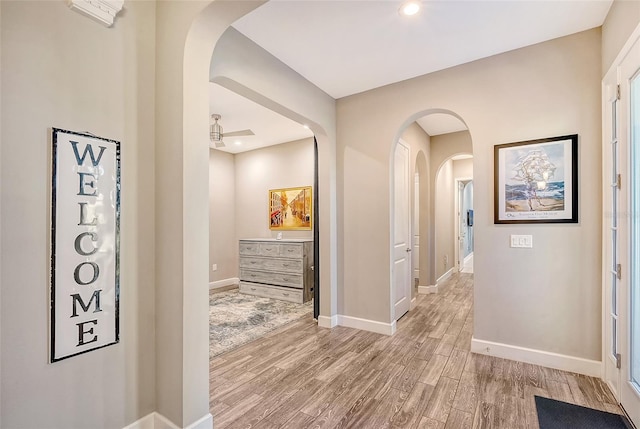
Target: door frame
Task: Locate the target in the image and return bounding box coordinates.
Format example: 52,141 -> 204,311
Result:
391,139 -> 412,322
454,177 -> 472,273
602,22 -> 640,428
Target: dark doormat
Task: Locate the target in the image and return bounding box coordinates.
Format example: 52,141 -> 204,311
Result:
535,396 -> 632,429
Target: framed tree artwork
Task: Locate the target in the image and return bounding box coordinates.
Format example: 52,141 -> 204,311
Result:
494,134 -> 578,224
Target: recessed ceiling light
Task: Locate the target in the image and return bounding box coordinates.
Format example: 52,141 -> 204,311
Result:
303,124 -> 310,129
399,0 -> 421,16
234,141 -> 242,146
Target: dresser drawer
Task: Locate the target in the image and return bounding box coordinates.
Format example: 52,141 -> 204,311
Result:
280,243 -> 303,258
259,242 -> 280,257
240,256 -> 303,273
239,282 -> 303,303
240,269 -> 303,288
239,241 -> 260,256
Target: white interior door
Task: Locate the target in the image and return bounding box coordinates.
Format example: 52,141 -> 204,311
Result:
619,35 -> 640,426
393,140 -> 411,320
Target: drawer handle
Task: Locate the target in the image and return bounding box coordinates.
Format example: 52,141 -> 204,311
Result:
282,293 -> 289,296
250,261 -> 257,264
282,264 -> 289,267
287,249 -> 294,252
251,288 -> 256,291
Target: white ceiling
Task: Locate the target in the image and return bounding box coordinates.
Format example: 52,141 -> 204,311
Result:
209,83 -> 313,154
416,114 -> 467,136
212,0 -> 613,152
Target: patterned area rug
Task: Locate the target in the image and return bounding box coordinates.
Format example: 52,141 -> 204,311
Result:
209,289 -> 313,358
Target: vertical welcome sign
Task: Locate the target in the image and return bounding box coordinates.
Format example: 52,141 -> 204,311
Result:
50,128 -> 120,362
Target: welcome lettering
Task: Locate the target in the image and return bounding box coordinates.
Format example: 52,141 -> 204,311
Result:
70,140 -> 107,347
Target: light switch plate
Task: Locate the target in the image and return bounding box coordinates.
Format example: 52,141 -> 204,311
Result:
510,234 -> 533,248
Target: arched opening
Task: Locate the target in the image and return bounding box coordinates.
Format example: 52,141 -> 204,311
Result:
152,2 -> 338,426
391,109 -> 473,324
433,151 -> 473,284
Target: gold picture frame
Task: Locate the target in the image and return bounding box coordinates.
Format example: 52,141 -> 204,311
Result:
269,186 -> 313,230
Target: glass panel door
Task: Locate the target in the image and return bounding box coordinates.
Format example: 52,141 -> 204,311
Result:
611,95 -> 621,369
619,35 -> 640,427
630,71 -> 640,394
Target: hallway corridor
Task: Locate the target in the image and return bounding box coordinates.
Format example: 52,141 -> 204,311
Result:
209,273 -> 621,428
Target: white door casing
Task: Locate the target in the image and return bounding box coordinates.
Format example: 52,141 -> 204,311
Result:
603,26 -> 640,427
393,140 -> 411,320
619,33 -> 640,427
414,173 -> 420,281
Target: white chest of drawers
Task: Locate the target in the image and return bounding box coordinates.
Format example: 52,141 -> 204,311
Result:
238,239 -> 314,303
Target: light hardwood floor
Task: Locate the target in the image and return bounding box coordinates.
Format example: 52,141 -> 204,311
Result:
210,273 -> 622,428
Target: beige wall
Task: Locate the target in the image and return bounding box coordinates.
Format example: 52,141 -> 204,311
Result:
429,131 -> 472,284
235,138 -> 315,241
337,29 -> 603,363
1,1 -> 156,427
401,123 -> 431,291
433,156 -> 474,281
435,160 -> 455,279
209,138 -> 314,281
453,158 -> 473,179
602,0 -> 640,75
209,150 -> 237,283
210,23 -> 338,323
209,139 -> 314,284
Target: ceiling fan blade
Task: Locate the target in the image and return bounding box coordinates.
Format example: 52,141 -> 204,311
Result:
223,129 -> 255,137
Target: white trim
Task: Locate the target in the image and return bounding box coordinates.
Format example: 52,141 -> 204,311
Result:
185,414 -> 213,429
604,22 -> 640,79
471,337 -> 602,378
338,315 -> 396,336
68,0 -> 124,27
463,252 -> 473,265
418,285 -> 438,294
154,414 -> 180,429
410,297 -> 417,310
123,413 -> 213,429
318,314 -> 396,335
208,277 -> 239,290
123,413 -> 157,429
317,315 -> 338,328
436,268 -> 453,285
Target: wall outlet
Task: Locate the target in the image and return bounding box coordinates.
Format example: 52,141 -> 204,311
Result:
212,264 -> 217,272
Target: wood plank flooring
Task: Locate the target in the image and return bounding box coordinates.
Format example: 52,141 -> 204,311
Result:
210,273 -> 622,428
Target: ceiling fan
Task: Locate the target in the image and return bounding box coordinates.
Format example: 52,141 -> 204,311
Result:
210,114 -> 255,148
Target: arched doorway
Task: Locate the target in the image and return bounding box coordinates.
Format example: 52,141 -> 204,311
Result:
152,3 -> 338,426
392,110 -> 472,314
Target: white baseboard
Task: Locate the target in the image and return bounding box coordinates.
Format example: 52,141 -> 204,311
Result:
185,414 -> 213,429
470,337 -> 601,378
436,268 -> 453,285
208,277 -> 239,290
410,297 -> 417,310
463,252 -> 473,264
124,413 -> 212,429
338,315 -> 396,335
418,285 -> 438,294
317,315 -> 338,328
317,314 -> 395,335
123,414 -> 156,429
